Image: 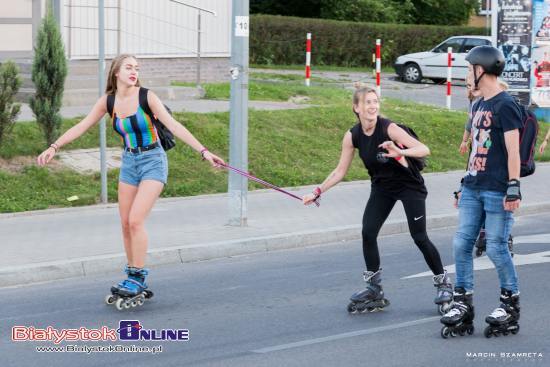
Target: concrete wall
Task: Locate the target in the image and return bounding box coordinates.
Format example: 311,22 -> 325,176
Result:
0,0 -> 231,60
0,0 -> 41,58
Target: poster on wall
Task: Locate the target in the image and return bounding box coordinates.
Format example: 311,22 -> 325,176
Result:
494,0 -> 533,105
531,0 -> 550,107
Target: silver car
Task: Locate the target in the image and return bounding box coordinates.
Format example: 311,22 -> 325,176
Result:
394,36 -> 493,83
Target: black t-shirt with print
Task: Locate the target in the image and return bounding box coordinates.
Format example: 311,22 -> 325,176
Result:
463,91 -> 522,193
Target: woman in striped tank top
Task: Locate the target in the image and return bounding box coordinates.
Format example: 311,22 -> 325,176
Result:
37,54 -> 225,308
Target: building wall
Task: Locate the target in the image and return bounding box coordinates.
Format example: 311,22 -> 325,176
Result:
0,0 -> 231,60
63,0 -> 231,59
0,0 -> 42,58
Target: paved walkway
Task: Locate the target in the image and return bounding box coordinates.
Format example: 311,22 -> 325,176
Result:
2,164 -> 549,287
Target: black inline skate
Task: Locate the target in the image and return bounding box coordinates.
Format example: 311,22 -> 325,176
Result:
433,271 -> 453,315
475,229 -> 514,257
484,289 -> 520,338
105,266 -> 153,311
347,269 -> 390,314
440,287 -> 475,338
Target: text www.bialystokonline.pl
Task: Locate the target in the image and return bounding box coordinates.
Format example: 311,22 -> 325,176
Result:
35,344 -> 163,354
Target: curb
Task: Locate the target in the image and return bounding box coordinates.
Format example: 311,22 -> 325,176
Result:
3,202 -> 550,288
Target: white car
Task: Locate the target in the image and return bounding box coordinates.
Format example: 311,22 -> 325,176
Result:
394,36 -> 493,83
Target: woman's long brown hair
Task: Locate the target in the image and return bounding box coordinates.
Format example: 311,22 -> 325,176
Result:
105,54 -> 141,95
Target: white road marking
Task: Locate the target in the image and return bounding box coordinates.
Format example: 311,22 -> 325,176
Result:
251,316 -> 439,354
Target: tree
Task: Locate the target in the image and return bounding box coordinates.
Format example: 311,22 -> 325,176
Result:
251,0 -> 322,18
251,0 -> 478,26
30,6 -> 67,146
0,61 -> 22,147
409,0 -> 479,26
320,0 -> 415,24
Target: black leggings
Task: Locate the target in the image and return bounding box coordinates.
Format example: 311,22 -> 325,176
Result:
362,191 -> 445,275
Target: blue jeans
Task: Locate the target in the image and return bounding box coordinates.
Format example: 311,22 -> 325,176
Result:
119,146 -> 168,186
453,186 -> 518,293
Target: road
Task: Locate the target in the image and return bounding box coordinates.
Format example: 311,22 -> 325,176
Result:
1,212 -> 549,367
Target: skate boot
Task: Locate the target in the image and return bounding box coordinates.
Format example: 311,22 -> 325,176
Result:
347,269 -> 390,314
475,229 -> 486,257
440,287 -> 475,338
433,270 -> 453,315
484,289 -> 520,338
105,266 -> 154,310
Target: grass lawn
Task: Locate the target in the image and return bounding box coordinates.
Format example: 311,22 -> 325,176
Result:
2,80 -> 549,213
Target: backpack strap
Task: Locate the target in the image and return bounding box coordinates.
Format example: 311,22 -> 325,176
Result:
138,87 -> 154,118
106,94 -> 115,118
379,117 -> 394,140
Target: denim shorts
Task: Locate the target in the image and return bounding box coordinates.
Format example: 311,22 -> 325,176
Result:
119,146 -> 168,186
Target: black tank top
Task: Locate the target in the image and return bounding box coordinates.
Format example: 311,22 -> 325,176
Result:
350,117 -> 427,200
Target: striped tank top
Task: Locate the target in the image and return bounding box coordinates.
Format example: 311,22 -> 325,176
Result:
112,106 -> 159,149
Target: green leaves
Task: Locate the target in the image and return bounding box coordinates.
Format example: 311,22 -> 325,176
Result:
0,61 -> 22,147
30,6 -> 67,145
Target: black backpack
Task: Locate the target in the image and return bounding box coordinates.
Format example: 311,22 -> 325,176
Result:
382,119 -> 427,171
106,87 -> 176,151
490,99 -> 539,177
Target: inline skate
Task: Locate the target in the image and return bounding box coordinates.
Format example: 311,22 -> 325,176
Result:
347,269 -> 390,314
105,266 -> 153,311
433,271 -> 453,315
475,229 -> 514,257
484,289 -> 520,338
440,287 -> 475,338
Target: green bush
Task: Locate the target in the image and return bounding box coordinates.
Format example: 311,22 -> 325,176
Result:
251,15 -> 486,67
0,60 -> 22,147
30,6 -> 67,145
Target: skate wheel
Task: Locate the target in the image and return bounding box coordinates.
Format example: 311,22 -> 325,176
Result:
450,331 -> 457,337
484,326 -> 492,338
511,324 -> 520,335
441,327 -> 450,339
115,298 -> 125,311
467,326 -> 474,335
458,329 -> 465,336
131,299 -> 139,307
137,296 -> 145,306
105,294 -> 117,305
123,300 -> 131,309
144,290 -> 154,299
347,303 -> 357,314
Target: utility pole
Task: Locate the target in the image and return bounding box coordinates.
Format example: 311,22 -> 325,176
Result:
98,0 -> 108,203
228,0 -> 249,226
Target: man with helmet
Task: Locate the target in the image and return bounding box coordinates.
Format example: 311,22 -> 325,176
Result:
440,46 -> 522,339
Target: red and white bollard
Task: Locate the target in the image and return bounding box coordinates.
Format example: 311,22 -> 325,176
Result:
447,47 -> 452,110
376,39 -> 381,97
305,33 -> 312,86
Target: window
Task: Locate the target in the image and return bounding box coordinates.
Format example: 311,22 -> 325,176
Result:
433,38 -> 465,53
462,38 -> 491,53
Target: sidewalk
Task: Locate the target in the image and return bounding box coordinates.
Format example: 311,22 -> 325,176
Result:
17,98 -> 310,122
2,164 -> 550,287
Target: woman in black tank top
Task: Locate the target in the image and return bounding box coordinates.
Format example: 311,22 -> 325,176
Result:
303,86 -> 452,315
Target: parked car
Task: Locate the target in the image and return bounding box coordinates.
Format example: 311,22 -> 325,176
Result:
394,36 -> 493,83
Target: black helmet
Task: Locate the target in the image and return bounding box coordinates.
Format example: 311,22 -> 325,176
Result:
465,45 -> 505,76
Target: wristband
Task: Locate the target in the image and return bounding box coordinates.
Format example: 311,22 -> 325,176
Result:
505,179 -> 521,202
50,143 -> 59,152
313,187 -> 322,198
200,148 -> 208,160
